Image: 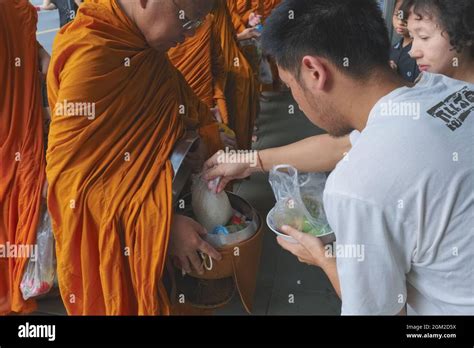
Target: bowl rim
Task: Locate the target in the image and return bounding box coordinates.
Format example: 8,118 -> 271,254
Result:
266,207 -> 334,238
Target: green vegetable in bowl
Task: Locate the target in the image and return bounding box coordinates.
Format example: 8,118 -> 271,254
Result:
302,195 -> 321,219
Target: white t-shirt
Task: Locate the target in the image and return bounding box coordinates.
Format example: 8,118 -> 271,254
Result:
324,73 -> 474,315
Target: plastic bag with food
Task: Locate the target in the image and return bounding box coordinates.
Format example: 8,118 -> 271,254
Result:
20,204 -> 56,300
192,175 -> 233,232
269,165 -> 332,237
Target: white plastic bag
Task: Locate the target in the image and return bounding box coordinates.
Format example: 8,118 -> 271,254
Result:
20,205 -> 55,300
269,165 -> 332,236
192,176 -> 233,232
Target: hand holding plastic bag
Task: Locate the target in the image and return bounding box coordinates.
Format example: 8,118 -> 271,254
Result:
20,205 -> 55,300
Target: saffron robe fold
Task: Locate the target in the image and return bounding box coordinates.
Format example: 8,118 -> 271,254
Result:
212,0 -> 259,150
169,14 -> 230,125
0,0 -> 46,315
46,0 -> 221,315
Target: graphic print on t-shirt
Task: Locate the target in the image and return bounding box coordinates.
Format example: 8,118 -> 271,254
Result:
427,86 -> 473,131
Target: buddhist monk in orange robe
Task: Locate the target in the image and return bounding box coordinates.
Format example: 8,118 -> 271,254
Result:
0,0 -> 49,315
169,14 -> 230,125
212,0 -> 259,150
46,0 -> 223,315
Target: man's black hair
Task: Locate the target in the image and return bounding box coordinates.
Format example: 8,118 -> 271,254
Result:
401,0 -> 474,58
261,0 -> 391,79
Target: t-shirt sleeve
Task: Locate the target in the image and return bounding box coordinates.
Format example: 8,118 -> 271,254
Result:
323,191 -> 411,315
349,130 -> 361,146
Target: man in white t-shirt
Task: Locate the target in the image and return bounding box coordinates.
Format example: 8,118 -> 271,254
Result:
204,0 -> 473,315
324,73 -> 473,315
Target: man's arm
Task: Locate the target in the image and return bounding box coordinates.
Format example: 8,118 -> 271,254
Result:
259,134 -> 351,173
74,0 -> 83,7
204,134 -> 351,192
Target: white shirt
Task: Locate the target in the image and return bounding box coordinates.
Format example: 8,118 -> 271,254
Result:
324,73 -> 474,315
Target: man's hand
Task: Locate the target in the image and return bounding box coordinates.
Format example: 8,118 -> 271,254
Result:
203,150 -> 261,193
389,60 -> 398,70
168,215 -> 222,275
277,225 -> 331,268
237,27 -> 261,41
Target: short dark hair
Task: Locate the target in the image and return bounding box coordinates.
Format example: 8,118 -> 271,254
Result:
401,0 -> 474,58
261,0 -> 391,79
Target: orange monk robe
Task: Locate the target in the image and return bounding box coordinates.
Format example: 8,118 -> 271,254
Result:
261,0 -> 282,20
213,0 -> 259,150
0,0 -> 46,315
169,14 -> 230,125
46,0 -> 221,315
227,0 -> 248,34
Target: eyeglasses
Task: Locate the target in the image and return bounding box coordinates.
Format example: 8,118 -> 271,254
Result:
171,0 -> 204,31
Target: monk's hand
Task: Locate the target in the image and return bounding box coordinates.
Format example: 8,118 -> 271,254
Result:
203,150 -> 261,193
277,225 -> 332,269
237,27 -> 261,41
169,215 -> 222,275
248,12 -> 262,27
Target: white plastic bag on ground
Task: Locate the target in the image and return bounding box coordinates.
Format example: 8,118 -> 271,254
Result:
20,204 -> 55,300
192,175 -> 233,232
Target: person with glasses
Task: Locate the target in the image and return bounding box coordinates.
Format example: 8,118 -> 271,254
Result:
45,0 -> 225,315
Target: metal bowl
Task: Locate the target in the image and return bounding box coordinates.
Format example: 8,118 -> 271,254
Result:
176,192 -> 260,249
267,207 -> 336,245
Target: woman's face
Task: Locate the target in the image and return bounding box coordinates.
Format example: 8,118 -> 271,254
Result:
407,10 -> 458,76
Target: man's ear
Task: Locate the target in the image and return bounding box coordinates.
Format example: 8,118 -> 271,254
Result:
301,56 -> 328,91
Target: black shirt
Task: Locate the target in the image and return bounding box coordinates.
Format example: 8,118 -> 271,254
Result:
390,39 -> 420,83
51,0 -> 78,27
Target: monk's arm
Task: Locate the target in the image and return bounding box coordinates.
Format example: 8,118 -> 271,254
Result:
258,134 -> 351,173
210,26 -> 229,124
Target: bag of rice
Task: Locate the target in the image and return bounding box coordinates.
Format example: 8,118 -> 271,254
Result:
192,176 -> 233,232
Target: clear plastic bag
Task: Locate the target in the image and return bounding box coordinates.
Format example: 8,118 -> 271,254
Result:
269,165 -> 332,237
20,204 -> 56,300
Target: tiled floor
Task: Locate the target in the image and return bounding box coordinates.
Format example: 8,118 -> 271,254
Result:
35,91 -> 341,316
